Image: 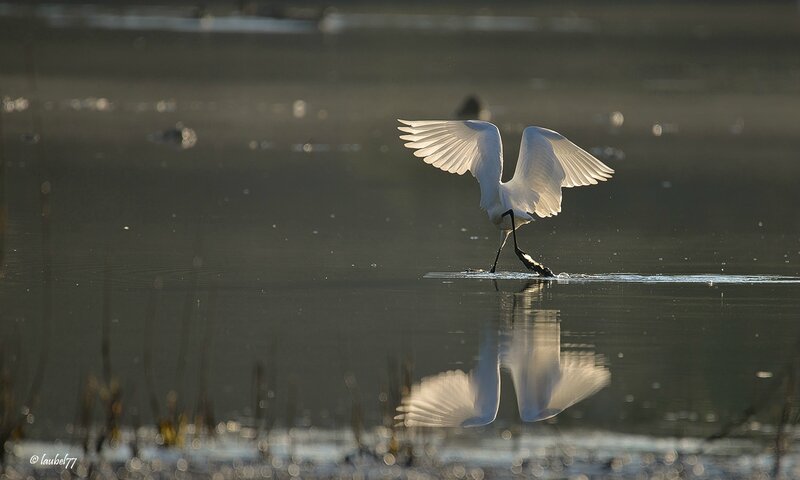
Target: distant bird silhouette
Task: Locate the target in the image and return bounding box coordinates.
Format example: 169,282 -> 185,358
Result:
398,120 -> 614,276
456,95 -> 490,121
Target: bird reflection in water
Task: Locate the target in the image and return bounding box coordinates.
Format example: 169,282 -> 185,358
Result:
396,282 -> 610,427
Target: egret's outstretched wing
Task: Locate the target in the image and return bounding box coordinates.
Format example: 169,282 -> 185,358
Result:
504,126 -> 614,218
398,119 -> 502,210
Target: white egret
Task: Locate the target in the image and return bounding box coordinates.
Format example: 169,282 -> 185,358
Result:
398,120 -> 614,276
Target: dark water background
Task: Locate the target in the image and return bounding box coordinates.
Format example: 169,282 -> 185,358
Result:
1,1 -> 800,447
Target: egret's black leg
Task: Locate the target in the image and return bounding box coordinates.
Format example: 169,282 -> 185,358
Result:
489,231 -> 510,273
500,210 -> 555,278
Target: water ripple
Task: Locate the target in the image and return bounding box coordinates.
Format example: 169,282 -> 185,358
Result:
425,271 -> 800,284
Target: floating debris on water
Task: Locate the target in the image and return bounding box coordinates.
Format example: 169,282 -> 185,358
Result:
20,133 -> 40,144
148,122 -> 197,149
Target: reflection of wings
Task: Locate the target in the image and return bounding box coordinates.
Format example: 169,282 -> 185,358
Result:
503,310 -> 610,422
503,311 -> 562,421
547,353 -> 611,415
395,369 -> 498,427
396,329 -> 500,427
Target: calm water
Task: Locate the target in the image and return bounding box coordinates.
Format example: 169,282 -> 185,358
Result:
1,2 -> 800,475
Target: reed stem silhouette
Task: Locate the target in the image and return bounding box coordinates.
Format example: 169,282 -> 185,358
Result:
194,284 -> 218,435
143,278 -> 163,424
0,101 -> 6,279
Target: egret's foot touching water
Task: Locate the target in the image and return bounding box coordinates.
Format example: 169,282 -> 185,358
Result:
489,209 -> 555,277
515,249 -> 555,277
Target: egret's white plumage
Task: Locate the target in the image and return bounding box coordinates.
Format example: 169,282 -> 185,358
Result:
398,119 -> 614,273
398,119 -> 613,227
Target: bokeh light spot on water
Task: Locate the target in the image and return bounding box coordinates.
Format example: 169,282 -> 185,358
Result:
730,117 -> 745,135
180,126 -> 198,148
610,111 -> 624,127
2,96 -> 30,112
591,146 -> 626,161
293,99 -> 307,118
652,124 -> 663,136
155,99 -> 177,113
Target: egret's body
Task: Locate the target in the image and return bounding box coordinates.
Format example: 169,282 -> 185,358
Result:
398,120 -> 614,275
